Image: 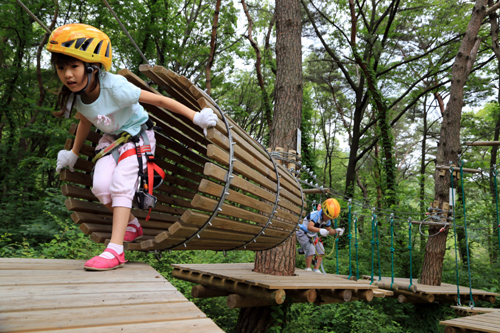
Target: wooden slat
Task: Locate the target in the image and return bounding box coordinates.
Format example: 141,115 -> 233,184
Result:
190,194 -> 295,230
33,318 -> 224,333
204,162 -> 301,215
180,210 -> 290,238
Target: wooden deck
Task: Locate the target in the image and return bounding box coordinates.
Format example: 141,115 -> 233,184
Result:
441,311 -> 500,332
360,276 -> 499,304
0,258 -> 223,333
172,263 -> 388,308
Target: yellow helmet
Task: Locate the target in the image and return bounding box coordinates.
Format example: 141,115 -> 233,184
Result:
321,198 -> 340,219
46,23 -> 112,71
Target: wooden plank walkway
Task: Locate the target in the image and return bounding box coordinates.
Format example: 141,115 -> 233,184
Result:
441,311 -> 500,332
360,276 -> 499,304
452,306 -> 500,315
0,258 -> 223,333
173,263 -> 381,290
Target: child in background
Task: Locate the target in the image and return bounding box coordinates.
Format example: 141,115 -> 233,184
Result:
48,24 -> 217,271
296,198 -> 344,273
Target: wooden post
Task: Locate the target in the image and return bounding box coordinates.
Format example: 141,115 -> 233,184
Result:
351,289 -> 374,302
444,327 -> 469,333
192,285 -> 230,298
478,295 -> 497,303
287,149 -> 296,171
396,291 -> 434,303
173,269 -> 286,304
375,281 -> 399,291
287,289 -> 317,303
227,294 -> 283,309
275,147 -> 284,165
316,289 -> 352,304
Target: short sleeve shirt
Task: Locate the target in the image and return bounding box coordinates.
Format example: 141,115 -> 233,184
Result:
299,209 -> 331,234
75,72 -> 149,136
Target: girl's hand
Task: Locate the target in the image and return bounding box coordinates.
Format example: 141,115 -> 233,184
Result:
56,150 -> 78,173
193,108 -> 218,136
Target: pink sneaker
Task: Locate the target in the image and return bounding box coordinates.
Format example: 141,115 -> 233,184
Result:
124,223 -> 143,242
84,249 -> 127,271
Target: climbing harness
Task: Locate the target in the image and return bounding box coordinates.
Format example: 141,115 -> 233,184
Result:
92,119 -> 165,220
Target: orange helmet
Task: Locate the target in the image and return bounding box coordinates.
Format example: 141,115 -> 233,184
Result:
322,198 -> 340,219
46,24 -> 112,71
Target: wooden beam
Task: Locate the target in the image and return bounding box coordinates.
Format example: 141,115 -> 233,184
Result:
316,289 -> 352,305
302,188 -> 330,194
351,289 -> 374,302
465,141 -> 500,146
287,289 -> 317,303
192,285 -> 230,298
172,269 -> 286,304
436,166 -> 482,173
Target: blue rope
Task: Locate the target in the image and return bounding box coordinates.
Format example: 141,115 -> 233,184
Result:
370,211 -> 376,285
334,218 -> 339,275
354,216 -> 360,280
450,165 -> 461,306
408,217 -> 413,291
459,161 -> 475,309
347,201 -> 353,279
390,214 -> 395,289
375,214 -> 381,281
494,169 -> 500,258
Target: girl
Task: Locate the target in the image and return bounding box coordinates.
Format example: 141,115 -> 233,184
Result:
48,23 -> 217,271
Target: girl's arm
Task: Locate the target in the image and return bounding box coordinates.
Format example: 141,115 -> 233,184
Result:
139,90 -> 197,121
72,115 -> 92,155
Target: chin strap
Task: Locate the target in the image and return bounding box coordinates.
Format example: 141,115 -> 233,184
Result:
74,63 -> 99,95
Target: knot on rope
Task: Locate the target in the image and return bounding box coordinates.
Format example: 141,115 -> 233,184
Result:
375,241 -> 379,245
390,247 -> 395,253
354,243 -> 359,248
371,241 -> 375,245
408,246 -> 413,250
335,238 -> 339,243
347,234 -> 352,240
439,227 -> 445,233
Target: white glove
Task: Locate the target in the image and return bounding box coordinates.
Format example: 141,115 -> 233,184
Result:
319,229 -> 329,237
56,150 -> 78,173
193,108 -> 218,136
336,228 -> 345,236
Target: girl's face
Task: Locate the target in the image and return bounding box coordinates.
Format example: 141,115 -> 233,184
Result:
56,60 -> 87,92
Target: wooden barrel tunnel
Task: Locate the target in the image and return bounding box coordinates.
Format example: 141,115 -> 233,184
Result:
61,64 -> 305,252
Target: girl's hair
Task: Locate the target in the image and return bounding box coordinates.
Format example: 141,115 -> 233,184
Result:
51,52 -> 99,118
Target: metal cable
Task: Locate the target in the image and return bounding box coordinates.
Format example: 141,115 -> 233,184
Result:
101,0 -> 149,65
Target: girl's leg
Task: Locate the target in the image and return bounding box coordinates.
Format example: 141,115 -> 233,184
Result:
305,255 -> 314,268
104,203 -> 136,223
110,206 -> 131,245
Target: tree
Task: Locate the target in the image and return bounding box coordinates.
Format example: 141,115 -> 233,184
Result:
420,0 -> 500,285
236,0 -> 302,331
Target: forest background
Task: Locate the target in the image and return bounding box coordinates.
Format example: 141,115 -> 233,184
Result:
1,0 -> 500,332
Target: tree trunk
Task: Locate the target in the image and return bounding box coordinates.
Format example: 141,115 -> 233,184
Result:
419,97 -> 428,254
237,1 -> 302,332
420,0 -> 487,285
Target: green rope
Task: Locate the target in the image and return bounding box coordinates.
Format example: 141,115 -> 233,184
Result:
354,216 -> 360,280
459,161 -> 475,308
347,201 -> 353,279
375,214 -> 381,281
370,210 -> 376,285
450,164 -> 461,306
390,214 -> 395,289
494,169 -> 500,258
334,218 -> 339,275
408,217 -> 413,291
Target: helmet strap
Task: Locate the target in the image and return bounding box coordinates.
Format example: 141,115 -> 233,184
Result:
74,63 -> 99,95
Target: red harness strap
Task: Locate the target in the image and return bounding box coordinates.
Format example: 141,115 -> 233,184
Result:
118,146 -> 165,221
